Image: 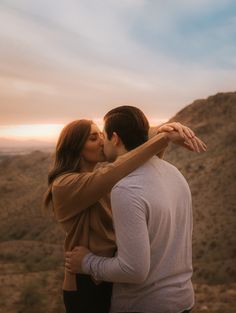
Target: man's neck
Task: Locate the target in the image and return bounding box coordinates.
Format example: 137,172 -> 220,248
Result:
116,145 -> 128,157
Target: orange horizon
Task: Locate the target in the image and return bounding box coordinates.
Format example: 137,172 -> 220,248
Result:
0,118 -> 167,141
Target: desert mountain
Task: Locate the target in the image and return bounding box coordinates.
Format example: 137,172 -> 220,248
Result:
165,92 -> 236,284
0,92 -> 235,312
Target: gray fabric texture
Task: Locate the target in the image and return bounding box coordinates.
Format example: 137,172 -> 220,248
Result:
83,157 -> 194,313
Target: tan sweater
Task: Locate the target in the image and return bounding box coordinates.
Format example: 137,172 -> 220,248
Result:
51,132 -> 168,290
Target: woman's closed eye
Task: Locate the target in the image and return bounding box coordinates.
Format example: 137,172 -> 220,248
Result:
89,132 -> 104,141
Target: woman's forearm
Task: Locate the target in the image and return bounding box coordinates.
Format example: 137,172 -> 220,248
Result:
54,133 -> 169,221
149,126 -> 168,159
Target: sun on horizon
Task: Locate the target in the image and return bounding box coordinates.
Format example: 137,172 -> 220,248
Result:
0,124 -> 65,142
0,118 -> 167,142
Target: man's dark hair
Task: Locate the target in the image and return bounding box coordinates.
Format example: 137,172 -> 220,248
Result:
104,106 -> 149,151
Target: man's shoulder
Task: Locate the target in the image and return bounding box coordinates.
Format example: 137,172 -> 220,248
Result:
112,156 -> 160,190
113,156 -> 182,191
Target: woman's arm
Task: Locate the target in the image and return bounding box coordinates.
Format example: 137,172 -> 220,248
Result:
53,132 -> 169,221
148,126 -> 166,159
53,129 -> 206,222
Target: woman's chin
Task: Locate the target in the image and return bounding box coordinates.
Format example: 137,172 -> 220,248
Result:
98,155 -> 106,162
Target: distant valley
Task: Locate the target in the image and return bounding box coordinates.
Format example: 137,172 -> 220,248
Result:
0,92 -> 235,313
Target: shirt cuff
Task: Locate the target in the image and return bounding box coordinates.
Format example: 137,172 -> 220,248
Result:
81,252 -> 94,274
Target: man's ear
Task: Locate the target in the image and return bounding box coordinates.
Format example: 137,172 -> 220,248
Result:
111,132 -> 120,146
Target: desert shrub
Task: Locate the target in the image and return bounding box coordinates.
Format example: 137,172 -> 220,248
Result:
0,290 -> 6,306
24,254 -> 61,272
18,281 -> 47,313
37,255 -> 61,271
19,283 -> 42,305
0,251 -> 16,262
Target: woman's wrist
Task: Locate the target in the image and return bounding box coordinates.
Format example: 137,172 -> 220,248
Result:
161,132 -> 171,143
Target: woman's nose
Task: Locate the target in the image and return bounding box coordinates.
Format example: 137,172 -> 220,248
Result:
99,132 -> 104,142
99,135 -> 104,145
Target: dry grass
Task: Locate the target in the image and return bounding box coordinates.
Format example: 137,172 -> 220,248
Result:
0,92 -> 235,312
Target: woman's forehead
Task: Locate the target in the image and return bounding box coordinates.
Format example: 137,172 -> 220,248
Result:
90,123 -> 101,133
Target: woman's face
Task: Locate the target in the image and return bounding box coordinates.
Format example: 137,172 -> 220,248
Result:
81,123 -> 106,163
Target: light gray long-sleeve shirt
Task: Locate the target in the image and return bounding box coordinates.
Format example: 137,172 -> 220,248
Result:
83,157 -> 194,313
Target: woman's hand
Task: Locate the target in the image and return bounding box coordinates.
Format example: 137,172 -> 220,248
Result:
165,130 -> 207,152
158,122 -> 195,139
65,246 -> 91,274
157,122 -> 207,152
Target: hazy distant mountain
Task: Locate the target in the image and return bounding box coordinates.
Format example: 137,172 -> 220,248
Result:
0,92 -> 235,313
0,137 -> 55,148
0,138 -> 55,158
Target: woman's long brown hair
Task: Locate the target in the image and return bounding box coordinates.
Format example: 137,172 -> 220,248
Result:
43,119 -> 93,210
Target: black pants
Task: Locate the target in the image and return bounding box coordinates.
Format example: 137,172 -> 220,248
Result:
63,274 -> 112,313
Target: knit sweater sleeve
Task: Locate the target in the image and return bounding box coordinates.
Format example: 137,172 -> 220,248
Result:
82,185 -> 150,284
149,125 -> 166,159
52,133 -> 168,222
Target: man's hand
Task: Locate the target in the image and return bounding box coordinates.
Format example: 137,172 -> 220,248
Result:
65,246 -> 91,274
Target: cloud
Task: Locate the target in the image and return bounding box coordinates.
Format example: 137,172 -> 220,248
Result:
0,0 -> 235,125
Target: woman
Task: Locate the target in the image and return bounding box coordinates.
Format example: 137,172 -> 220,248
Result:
44,116 -> 206,313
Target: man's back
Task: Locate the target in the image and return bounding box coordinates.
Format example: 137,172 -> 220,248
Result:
110,156 -> 194,313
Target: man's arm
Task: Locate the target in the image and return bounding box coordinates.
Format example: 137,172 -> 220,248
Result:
81,185 -> 150,284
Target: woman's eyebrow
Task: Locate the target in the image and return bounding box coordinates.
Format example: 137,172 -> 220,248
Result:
90,131 -> 103,135
89,132 -> 99,136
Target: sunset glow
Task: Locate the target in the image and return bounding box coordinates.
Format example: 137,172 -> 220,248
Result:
0,0 -> 235,128
0,124 -> 64,141
0,118 -> 167,142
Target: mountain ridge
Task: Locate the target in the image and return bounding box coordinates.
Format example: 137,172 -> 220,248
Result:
0,91 -> 235,313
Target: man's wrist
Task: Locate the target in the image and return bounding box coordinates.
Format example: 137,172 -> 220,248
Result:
81,252 -> 94,274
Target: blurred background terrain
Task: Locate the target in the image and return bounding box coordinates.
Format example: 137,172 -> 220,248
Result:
0,92 -> 235,313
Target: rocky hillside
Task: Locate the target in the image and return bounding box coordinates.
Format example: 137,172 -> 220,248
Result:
0,151 -> 63,243
0,151 -> 65,313
166,92 -> 236,285
0,92 -> 235,313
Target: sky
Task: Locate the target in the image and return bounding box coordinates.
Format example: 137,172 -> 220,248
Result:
0,0 -> 235,140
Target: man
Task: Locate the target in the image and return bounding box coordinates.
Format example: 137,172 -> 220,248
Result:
66,106 -> 195,313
